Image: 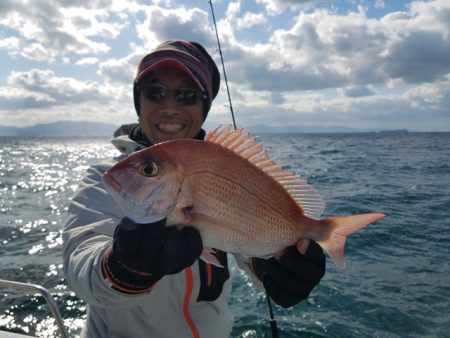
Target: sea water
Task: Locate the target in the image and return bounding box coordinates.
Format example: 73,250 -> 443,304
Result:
0,132 -> 449,337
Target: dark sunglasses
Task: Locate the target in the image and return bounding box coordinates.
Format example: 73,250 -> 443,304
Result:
138,83 -> 207,106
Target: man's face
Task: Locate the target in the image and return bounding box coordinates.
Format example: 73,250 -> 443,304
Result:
138,68 -> 205,144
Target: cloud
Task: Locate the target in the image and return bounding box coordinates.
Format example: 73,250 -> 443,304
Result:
341,86 -> 374,98
374,0 -> 385,9
75,57 -> 100,66
221,8 -> 384,91
0,100 -> 134,128
225,79 -> 450,131
220,1 -> 450,98
256,0 -> 324,15
0,87 -> 55,110
0,0 -> 121,61
0,0 -> 449,131
382,30 -> 450,83
1,69 -> 126,110
135,6 -> 214,49
405,77 -> 450,112
98,53 -> 141,85
236,12 -> 267,30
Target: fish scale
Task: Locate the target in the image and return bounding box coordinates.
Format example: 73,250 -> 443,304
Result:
102,125 -> 386,268
184,173 -> 297,255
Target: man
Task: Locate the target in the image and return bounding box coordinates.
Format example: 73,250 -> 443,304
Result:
63,40 -> 325,338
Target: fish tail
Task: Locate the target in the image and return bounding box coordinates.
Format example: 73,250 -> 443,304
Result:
316,213 -> 385,269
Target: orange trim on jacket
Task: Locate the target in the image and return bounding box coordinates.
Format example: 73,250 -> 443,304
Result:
183,267 -> 200,338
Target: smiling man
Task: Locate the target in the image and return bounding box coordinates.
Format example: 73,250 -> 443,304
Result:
63,40 -> 325,338
131,40 -> 219,144
136,69 -> 206,142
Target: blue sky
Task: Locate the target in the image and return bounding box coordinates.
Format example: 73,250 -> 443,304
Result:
0,0 -> 449,131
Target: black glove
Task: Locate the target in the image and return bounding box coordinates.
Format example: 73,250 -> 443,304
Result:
251,240 -> 325,308
103,217 -> 203,294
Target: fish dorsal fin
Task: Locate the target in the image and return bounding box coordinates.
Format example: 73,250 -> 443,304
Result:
206,125 -> 325,219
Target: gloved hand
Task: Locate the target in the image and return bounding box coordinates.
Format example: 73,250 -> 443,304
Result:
251,239 -> 325,308
102,217 -> 203,294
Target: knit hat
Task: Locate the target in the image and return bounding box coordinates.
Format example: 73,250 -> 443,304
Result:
133,40 -> 220,119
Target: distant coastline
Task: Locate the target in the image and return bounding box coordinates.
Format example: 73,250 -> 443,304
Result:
211,124 -> 416,135
0,121 -> 119,137
0,120 -> 443,137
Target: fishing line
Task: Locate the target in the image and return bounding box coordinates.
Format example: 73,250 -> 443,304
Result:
208,2 -> 279,338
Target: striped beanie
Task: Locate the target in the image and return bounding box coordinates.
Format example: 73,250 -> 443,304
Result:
133,40 -> 220,120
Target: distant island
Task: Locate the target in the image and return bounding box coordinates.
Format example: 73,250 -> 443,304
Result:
0,120 -> 411,137
245,124 -> 373,134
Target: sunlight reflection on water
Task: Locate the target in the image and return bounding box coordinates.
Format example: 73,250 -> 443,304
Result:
1,133 -> 450,337
1,137 -> 117,336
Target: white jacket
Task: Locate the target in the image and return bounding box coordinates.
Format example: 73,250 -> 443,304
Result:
63,134 -> 241,338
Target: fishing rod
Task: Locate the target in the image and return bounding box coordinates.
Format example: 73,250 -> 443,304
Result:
207,2 -> 279,338
265,284 -> 280,338
208,0 -> 237,130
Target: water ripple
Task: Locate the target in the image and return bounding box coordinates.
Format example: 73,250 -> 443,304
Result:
1,133 -> 449,337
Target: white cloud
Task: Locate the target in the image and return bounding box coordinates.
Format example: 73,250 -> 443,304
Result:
58,7 -> 122,39
0,101 -> 135,128
341,86 -> 374,98
2,69 -> 127,109
75,57 -> 100,66
405,79 -> 450,111
226,1 -> 242,20
0,86 -> 55,110
225,1 -> 267,30
256,0 -> 323,15
98,53 -> 141,85
0,0 -> 449,131
135,6 -> 214,49
374,0 -> 385,9
220,1 -> 450,96
236,12 -> 267,30
0,36 -> 20,52
0,1 -> 121,61
0,67 -> 133,127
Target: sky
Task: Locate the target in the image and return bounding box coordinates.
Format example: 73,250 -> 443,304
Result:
0,0 -> 449,132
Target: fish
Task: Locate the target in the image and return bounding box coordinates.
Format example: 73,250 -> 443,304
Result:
102,125 -> 385,269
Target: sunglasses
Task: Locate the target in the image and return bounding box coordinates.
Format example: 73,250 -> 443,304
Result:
138,84 -> 207,106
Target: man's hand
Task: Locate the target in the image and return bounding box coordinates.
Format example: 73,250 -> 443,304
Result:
103,217 -> 203,293
251,239 -> 325,308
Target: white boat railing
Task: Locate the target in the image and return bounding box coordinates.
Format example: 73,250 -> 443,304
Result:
1,279 -> 263,338
0,279 -> 70,338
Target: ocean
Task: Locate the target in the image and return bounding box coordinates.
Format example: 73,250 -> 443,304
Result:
1,132 -> 449,338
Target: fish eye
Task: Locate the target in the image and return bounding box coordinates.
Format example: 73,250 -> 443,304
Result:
138,161 -> 159,177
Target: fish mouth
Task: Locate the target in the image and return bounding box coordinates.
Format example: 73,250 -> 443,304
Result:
102,172 -> 121,192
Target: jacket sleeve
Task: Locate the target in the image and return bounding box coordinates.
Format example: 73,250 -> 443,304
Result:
62,161 -> 149,308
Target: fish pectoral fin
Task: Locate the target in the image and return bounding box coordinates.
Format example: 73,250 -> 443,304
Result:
166,205 -> 194,225
201,248 -> 223,268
